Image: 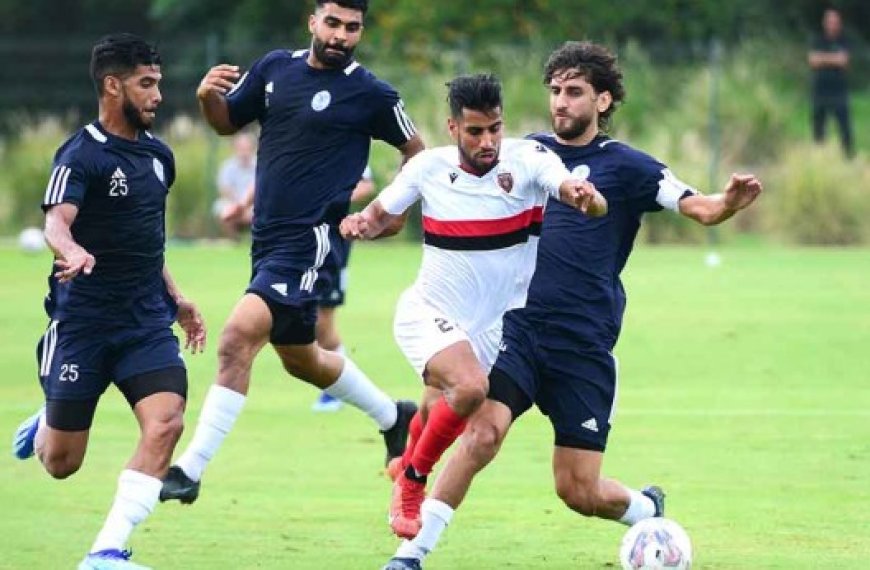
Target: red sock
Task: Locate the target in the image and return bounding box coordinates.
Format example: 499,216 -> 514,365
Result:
410,397 -> 467,476
400,411 -> 424,468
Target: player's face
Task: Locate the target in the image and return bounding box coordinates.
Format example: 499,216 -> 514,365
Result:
449,108 -> 503,174
118,65 -> 162,131
309,4 -> 364,68
548,71 -> 610,142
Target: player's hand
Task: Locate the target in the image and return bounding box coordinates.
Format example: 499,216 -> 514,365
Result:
221,201 -> 245,222
561,179 -> 607,216
175,298 -> 207,354
340,212 -> 371,240
722,173 -> 763,212
53,248 -> 96,283
197,64 -> 241,101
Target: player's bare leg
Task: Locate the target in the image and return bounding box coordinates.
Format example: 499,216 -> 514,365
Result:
552,447 -> 664,523
163,294 -> 270,501
385,399 -> 512,568
35,425 -> 89,479
390,341 -> 488,539
311,306 -> 343,412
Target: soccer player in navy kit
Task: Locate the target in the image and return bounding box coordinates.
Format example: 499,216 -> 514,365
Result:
383,41 -> 762,570
161,0 -> 424,504
10,34 -> 206,570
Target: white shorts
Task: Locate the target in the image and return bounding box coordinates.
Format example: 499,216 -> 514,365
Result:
393,288 -> 502,378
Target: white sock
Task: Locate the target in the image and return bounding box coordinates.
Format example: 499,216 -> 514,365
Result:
175,385 -> 246,482
90,469 -> 161,553
395,498 -> 455,560
323,356 -> 397,431
619,488 -> 656,525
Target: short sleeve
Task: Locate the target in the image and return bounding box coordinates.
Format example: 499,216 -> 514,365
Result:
368,80 -> 417,148
632,165 -> 698,213
377,153 -> 426,215
42,159 -> 88,211
226,56 -> 268,129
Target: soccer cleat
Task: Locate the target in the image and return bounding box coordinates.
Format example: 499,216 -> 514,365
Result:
381,400 -> 418,467
311,391 -> 343,412
382,557 -> 423,570
385,457 -> 403,481
389,471 -> 426,539
159,465 -> 200,504
12,405 -> 45,460
641,485 -> 666,517
77,549 -> 151,570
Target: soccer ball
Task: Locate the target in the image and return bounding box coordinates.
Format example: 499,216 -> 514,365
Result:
18,227 -> 46,253
619,518 -> 692,569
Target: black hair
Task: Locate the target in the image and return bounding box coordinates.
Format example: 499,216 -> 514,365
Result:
90,33 -> 161,96
446,73 -> 503,119
543,41 -> 625,130
315,0 -> 368,15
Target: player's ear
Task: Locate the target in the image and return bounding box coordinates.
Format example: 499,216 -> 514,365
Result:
103,76 -> 122,98
309,13 -> 317,34
596,91 -> 613,114
447,117 -> 459,141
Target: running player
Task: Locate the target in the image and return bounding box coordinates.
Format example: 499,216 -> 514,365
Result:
160,0 -> 422,505
382,41 -> 762,570
11,34 -> 206,570
340,73 -> 606,541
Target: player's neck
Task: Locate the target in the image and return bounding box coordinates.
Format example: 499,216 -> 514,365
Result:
98,110 -> 139,142
458,161 -> 496,177
556,126 -> 599,147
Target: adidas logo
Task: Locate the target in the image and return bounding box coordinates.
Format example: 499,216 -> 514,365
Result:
581,417 -> 599,432
271,283 -> 288,296
112,167 -> 127,181
498,341 -> 507,352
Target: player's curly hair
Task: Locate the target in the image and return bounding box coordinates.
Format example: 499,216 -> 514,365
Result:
446,73 -> 502,119
543,41 -> 625,131
90,33 -> 161,96
315,0 -> 368,15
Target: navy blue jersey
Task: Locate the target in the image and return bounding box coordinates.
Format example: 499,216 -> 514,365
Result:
521,134 -> 696,348
226,49 -> 416,271
42,122 -> 176,322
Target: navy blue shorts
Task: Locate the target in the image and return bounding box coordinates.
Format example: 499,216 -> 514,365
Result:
489,310 -> 618,452
36,319 -> 185,402
246,265 -> 318,345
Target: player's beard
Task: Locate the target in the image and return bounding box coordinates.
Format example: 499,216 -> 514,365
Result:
553,113 -> 593,141
459,144 -> 499,175
121,92 -> 154,131
312,37 -> 355,68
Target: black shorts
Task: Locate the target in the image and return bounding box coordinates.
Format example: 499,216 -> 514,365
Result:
488,310 -> 618,452
247,265 -> 319,345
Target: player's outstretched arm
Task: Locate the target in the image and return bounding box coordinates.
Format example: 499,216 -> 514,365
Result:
678,173 -> 763,226
162,265 -> 207,353
44,203 -> 95,283
340,200 -> 403,240
558,179 -> 608,217
197,64 -> 241,135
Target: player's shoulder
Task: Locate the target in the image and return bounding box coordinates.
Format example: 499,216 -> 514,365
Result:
54,123 -> 110,166
349,63 -> 401,98
503,137 -> 559,163
599,138 -> 664,174
407,146 -> 455,171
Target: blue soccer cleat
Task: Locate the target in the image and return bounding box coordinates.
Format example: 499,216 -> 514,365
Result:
382,557 -> 423,570
641,485 -> 666,518
311,391 -> 343,412
77,549 -> 151,570
12,405 -> 45,460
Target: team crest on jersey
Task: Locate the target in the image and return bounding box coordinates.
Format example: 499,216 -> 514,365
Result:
497,172 -> 514,193
153,158 -> 165,185
571,164 -> 591,181
311,90 -> 332,112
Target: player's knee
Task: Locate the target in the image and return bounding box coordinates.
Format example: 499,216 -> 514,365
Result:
41,451 -> 82,480
143,413 -> 184,451
218,325 -> 256,369
449,375 -> 488,416
463,419 -> 503,465
556,479 -> 600,517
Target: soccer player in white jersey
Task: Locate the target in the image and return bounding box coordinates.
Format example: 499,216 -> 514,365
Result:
340,73 -> 607,541
380,42 -> 762,570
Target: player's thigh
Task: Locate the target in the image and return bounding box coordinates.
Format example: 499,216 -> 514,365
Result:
537,345 -> 618,453
223,293 -> 274,349
551,446 -> 605,494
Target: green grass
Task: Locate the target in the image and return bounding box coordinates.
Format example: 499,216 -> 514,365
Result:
1,242 -> 869,569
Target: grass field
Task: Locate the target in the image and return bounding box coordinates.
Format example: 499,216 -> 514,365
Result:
1,241 -> 869,569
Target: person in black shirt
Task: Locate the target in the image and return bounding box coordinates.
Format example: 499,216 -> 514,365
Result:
808,8 -> 855,158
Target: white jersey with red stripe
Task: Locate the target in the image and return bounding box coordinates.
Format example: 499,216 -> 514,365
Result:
379,138 -> 571,337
